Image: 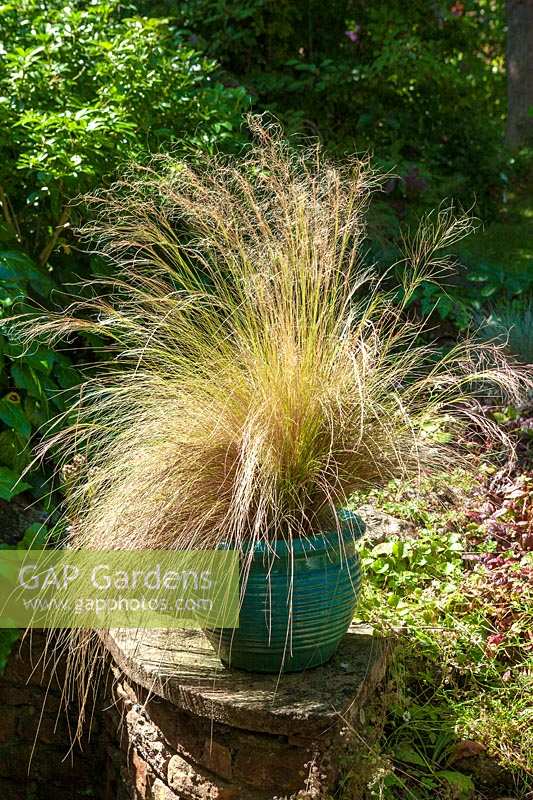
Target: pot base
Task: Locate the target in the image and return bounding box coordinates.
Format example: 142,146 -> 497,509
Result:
205,630 -> 341,673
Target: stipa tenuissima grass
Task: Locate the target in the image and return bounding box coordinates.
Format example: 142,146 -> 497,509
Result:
12,119 -> 528,560
7,118 -> 531,736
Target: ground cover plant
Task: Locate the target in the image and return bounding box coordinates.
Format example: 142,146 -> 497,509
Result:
415,192 -> 533,333
340,400 -> 533,799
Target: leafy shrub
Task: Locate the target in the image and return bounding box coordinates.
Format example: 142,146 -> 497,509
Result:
0,248 -> 81,506
157,0 -> 529,336
0,0 -> 249,512
405,258 -> 533,333
0,0 -> 248,265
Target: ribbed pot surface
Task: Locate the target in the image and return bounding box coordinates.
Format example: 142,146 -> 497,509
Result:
206,510 -> 364,673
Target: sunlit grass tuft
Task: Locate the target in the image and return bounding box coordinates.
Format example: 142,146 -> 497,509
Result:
7,116 -> 532,743
11,118 -> 529,563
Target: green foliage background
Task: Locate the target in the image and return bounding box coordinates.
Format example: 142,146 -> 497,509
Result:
170,0 -> 532,331
0,0 -> 249,509
171,0 -> 509,216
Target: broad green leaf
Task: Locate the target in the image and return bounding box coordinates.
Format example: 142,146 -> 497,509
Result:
371,558 -> 390,574
394,744 -> 427,768
11,363 -> 42,398
0,430 -> 31,472
392,540 -> 406,559
436,770 -> 475,799
17,522 -> 49,550
26,348 -> 56,375
53,363 -> 80,390
23,397 -> 48,429
371,541 -> 395,556
0,395 -> 31,437
0,251 -> 52,297
0,466 -> 31,501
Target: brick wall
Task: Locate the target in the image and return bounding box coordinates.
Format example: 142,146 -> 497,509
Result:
0,632 -> 107,800
104,666 -> 318,800
0,632 -> 389,800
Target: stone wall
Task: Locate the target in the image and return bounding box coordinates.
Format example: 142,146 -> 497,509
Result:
101,625 -> 391,800
104,668 -> 392,800
1,634 -> 334,800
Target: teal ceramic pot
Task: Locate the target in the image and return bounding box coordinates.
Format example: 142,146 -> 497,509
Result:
205,510 -> 365,673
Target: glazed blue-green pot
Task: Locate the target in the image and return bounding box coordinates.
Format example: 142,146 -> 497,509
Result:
206,510 -> 365,673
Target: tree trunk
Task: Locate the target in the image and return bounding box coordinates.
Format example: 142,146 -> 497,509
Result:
506,0 -> 533,148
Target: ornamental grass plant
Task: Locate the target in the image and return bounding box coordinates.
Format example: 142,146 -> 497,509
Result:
14,118 -> 528,559
9,117 -> 531,735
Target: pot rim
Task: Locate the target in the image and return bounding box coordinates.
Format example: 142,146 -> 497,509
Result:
223,509 -> 365,562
